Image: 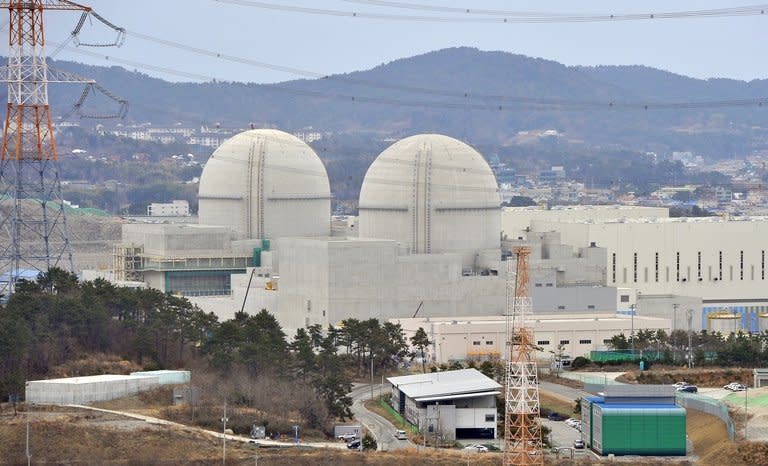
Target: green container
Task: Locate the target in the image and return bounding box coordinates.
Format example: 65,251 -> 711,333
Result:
252,248 -> 261,267
596,406 -> 686,456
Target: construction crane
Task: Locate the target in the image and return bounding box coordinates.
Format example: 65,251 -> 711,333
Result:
503,246 -> 543,466
0,0 -> 124,296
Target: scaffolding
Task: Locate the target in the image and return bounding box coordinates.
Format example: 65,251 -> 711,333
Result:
113,244 -> 144,282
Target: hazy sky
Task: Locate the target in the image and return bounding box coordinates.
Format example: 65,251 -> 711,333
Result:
42,0 -> 768,84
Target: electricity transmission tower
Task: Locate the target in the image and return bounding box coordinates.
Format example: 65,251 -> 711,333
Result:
503,246 -> 543,466
0,0 -> 124,296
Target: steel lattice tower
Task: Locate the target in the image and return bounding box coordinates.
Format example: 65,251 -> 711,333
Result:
503,246 -> 543,466
0,0 -> 111,296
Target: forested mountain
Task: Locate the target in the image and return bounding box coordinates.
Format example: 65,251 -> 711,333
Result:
31,46 -> 768,156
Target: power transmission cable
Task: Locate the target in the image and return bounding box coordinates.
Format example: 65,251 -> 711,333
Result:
212,0 -> 768,23
53,43 -> 768,113
77,28 -> 768,110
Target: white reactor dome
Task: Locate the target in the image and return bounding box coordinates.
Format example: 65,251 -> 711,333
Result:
198,129 -> 331,239
358,134 -> 500,268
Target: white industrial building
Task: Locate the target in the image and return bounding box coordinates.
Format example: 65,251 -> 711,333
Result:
107,128 -> 768,342
146,200 -> 190,217
26,374 -> 160,405
515,210 -> 768,332
396,314 -> 671,364
387,369 -> 501,441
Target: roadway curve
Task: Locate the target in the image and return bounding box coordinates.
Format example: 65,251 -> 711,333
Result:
349,383 -> 413,451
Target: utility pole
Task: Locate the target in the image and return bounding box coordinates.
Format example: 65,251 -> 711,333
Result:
673,303 -> 679,361
686,309 -> 694,369
221,402 -> 229,465
745,386 -> 749,441
25,405 -> 30,466
370,353 -> 374,401
630,303 -> 636,357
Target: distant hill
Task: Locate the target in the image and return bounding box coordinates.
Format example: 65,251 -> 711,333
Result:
28,47 -> 768,156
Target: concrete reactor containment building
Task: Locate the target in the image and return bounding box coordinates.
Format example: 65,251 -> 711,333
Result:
109,129 -> 680,360
198,129 -> 331,240
358,134 -> 501,270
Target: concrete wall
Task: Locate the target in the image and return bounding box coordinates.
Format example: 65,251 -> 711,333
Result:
122,224 -> 233,257
275,237 -> 505,335
26,375 -> 159,405
502,206 -> 668,241
531,217 -> 768,303
130,370 -> 190,385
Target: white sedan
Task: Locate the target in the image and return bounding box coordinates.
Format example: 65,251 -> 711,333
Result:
463,444 -> 489,453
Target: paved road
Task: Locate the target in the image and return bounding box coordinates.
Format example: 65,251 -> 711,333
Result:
539,381 -> 590,402
349,383 -> 413,451
67,404 -> 347,450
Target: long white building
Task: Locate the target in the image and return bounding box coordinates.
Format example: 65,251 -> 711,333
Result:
520,213 -> 768,332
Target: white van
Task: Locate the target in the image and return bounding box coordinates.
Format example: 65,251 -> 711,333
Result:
394,430 -> 408,440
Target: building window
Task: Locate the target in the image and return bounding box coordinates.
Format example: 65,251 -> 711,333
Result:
579,339 -> 592,344
730,265 -> 733,281
557,305 -> 566,310
535,283 -> 543,287
612,253 -> 616,283
620,295 -> 629,303
603,339 -> 612,344
763,250 -> 765,280
740,250 -> 744,280
545,283 -> 553,287
587,305 -> 596,310
676,252 -> 680,282
719,251 -> 723,280
655,252 -> 659,282
697,251 -> 702,279
472,341 -> 481,346
537,340 -> 550,345
486,341 -> 494,345
633,252 -> 638,283
485,414 -> 495,422
560,340 -> 570,345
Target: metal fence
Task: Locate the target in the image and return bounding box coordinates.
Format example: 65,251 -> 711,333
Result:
675,392 -> 735,441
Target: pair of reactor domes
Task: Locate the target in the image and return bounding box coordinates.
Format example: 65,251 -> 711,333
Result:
198,129 -> 500,264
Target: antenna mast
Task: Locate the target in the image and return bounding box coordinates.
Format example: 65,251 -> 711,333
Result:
503,245 -> 543,466
0,0 -> 123,296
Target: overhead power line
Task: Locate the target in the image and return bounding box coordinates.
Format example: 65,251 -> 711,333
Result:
52,43 -> 768,113
213,0 -> 768,23
107,28 -> 768,108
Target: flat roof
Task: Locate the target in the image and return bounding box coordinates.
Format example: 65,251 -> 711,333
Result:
26,374 -> 157,385
387,369 -> 501,400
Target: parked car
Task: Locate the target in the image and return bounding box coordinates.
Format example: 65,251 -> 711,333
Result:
394,430 -> 408,440
547,412 -> 567,421
573,439 -> 585,449
347,439 -> 361,450
337,433 -> 358,442
463,444 -> 489,453
724,383 -> 746,391
672,381 -> 689,389
677,384 -> 698,393
565,418 -> 580,427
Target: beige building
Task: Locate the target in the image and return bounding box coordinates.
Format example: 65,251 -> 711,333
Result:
396,314 -> 671,364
